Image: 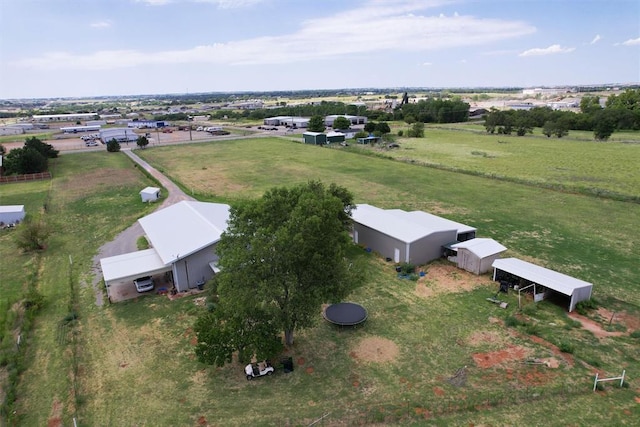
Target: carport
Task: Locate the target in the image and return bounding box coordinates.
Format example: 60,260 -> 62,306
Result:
491,257 -> 593,312
100,248 -> 171,302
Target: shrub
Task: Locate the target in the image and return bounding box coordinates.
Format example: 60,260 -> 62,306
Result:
524,323 -> 541,336
521,303 -> 538,316
505,316 -> 522,327
106,139 -> 121,152
397,130 -> 403,136
630,330 -> 640,339
558,341 -> 575,354
399,263 -> 415,275
576,299 -> 598,315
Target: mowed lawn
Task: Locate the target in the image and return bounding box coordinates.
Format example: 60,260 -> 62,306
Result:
4,134 -> 640,425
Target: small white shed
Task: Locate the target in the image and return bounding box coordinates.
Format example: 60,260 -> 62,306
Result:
140,187 -> 161,203
450,238 -> 507,274
0,205 -> 26,225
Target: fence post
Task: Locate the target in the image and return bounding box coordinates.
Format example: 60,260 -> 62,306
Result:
593,373 -> 599,392
620,370 -> 625,387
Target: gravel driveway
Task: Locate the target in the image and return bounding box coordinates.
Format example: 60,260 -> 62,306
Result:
90,148 -> 195,306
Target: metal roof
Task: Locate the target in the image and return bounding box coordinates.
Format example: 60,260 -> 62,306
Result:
491,257 -> 593,296
138,201 -> 230,265
389,210 -> 477,235
100,248 -> 167,282
352,204 -> 456,243
451,238 -> 507,258
0,205 -> 24,213
140,187 -> 160,195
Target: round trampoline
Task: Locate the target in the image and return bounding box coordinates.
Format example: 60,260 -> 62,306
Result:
323,302 -> 368,326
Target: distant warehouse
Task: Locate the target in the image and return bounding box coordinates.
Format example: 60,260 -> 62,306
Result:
33,113 -> 98,122
100,128 -> 139,143
60,125 -> 102,134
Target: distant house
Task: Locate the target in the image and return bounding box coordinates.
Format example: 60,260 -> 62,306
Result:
303,132 -> 327,145
100,201 -> 230,301
449,238 -> 507,274
335,128 -> 360,139
99,128 -> 138,143
0,205 -> 25,225
140,187 -> 161,203
351,204 -> 465,265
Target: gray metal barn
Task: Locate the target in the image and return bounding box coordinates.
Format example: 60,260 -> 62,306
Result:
351,204 -> 459,265
0,205 -> 25,225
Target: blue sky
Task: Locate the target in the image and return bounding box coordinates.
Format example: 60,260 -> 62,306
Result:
1,0 -> 638,99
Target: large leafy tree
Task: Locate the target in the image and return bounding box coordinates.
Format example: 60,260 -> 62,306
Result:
195,181 -> 358,366
307,115 -> 326,132
3,147 -> 48,175
332,116 -> 351,130
24,136 -> 58,159
136,135 -> 149,149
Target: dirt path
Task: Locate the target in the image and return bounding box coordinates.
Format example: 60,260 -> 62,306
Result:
90,148 -> 195,306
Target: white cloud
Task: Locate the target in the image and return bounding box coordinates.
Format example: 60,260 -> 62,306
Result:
422,62 -> 432,66
90,20 -> 112,29
518,44 -> 575,57
622,37 -> 640,46
590,34 -> 601,44
11,0 -> 536,71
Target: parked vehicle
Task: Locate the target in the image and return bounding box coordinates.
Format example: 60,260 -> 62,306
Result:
244,361 -> 274,380
133,276 -> 154,293
85,140 -> 99,147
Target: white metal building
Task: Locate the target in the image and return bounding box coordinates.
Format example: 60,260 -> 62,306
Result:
0,205 -> 26,225
450,238 -> 507,275
140,187 -> 161,203
32,113 -> 97,122
100,201 -> 230,300
491,257 -> 593,312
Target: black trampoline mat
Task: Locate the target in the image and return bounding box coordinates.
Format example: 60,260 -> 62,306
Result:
324,302 -> 368,326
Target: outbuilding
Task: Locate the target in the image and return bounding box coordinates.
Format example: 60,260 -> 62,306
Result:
100,201 -> 230,301
326,131 -> 346,143
303,132 -> 327,145
450,238 -> 507,274
0,205 -> 26,225
140,187 -> 161,203
491,257 -> 593,312
351,204 -> 458,265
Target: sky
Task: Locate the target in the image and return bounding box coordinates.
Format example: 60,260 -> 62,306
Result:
0,0 -> 639,99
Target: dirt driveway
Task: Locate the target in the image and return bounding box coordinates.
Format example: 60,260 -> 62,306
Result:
90,148 -> 195,306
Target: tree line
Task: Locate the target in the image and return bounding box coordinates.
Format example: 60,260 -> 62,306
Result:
483,89 -> 640,140
0,137 -> 58,175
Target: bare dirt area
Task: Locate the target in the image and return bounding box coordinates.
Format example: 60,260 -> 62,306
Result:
350,337 -> 399,363
568,311 -> 627,339
415,263 -> 492,298
472,345 -> 532,369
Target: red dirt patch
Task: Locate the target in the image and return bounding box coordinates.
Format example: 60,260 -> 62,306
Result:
635,396 -> 640,404
472,345 -> 530,369
297,357 -> 305,366
353,380 -> 360,387
190,336 -> 198,346
433,386 -> 445,396
197,415 -> 207,425
47,400 -> 63,427
306,366 -> 314,374
568,312 -> 625,338
351,337 -> 400,363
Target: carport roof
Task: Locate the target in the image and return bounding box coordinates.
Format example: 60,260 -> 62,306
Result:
138,201 -> 230,265
352,204 -> 457,243
451,238 -> 507,258
491,257 -> 592,297
100,248 -> 167,282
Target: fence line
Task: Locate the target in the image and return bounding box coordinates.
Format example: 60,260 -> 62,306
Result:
0,171 -> 52,184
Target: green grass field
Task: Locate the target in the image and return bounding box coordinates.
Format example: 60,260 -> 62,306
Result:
2,132 -> 639,425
